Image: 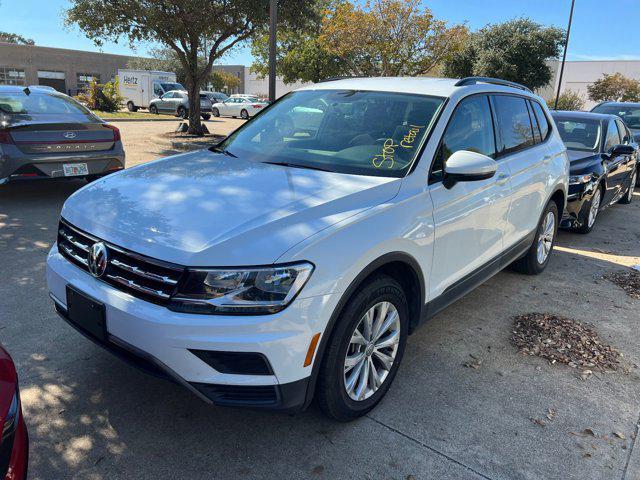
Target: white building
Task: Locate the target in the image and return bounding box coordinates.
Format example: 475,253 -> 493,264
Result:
243,69 -> 311,98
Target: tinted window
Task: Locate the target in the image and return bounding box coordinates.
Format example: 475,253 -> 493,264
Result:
554,118 -> 601,151
493,95 -> 535,154
530,101 -> 550,141
592,104 -> 640,129
153,83 -> 164,96
221,89 -> 445,178
604,119 -> 621,152
527,101 -> 541,143
0,92 -> 89,115
431,95 -> 495,180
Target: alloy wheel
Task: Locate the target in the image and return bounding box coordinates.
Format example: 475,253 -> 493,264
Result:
343,301 -> 400,401
536,211 -> 555,265
587,190 -> 601,228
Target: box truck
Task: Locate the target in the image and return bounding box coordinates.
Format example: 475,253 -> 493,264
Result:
117,69 -> 184,112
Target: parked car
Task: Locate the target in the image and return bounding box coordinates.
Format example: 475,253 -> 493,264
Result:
117,69 -> 184,112
591,101 -> 640,185
148,90 -> 213,120
552,111 -> 637,233
47,76 -> 568,421
211,96 -> 268,119
0,344 -> 28,480
0,85 -> 125,185
201,91 -> 228,104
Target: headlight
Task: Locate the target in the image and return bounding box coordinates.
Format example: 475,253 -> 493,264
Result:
168,262 -> 314,314
569,173 -> 593,185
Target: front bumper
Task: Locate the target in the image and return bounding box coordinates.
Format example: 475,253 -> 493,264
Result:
46,244 -> 334,411
560,181 -> 598,228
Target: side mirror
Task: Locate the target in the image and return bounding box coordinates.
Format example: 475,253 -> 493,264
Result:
443,150 -> 497,189
610,144 -> 635,156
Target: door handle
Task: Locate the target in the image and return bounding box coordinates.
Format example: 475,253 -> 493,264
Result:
496,173 -> 509,185
542,155 -> 552,164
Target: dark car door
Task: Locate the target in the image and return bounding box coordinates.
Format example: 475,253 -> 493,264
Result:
602,118 -> 627,203
616,118 -> 637,179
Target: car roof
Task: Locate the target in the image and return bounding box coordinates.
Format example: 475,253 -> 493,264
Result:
551,110 -> 614,121
295,76 -> 541,100
0,85 -> 67,96
594,101 -> 640,108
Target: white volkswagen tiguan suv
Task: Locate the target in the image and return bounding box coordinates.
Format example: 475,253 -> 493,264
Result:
47,77 -> 568,421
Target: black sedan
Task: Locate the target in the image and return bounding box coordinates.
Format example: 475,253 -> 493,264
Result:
552,111 -> 637,233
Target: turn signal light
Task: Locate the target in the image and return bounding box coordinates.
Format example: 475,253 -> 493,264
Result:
304,333 -> 321,367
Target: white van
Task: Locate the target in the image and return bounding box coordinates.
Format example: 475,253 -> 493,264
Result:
117,69 -> 184,112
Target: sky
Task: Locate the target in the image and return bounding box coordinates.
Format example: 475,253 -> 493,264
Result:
1,0 -> 639,65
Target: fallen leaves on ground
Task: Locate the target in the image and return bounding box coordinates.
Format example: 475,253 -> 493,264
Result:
463,354 -> 482,369
604,269 -> 640,299
511,313 -> 621,375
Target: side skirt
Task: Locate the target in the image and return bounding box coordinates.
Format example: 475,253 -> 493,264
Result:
418,232 -> 535,325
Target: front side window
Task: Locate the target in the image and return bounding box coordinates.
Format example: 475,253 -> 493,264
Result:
554,118 -> 601,152
431,95 -> 496,181
219,89 -> 445,178
592,104 -> 640,130
0,91 -> 90,115
493,95 -> 535,154
604,119 -> 621,152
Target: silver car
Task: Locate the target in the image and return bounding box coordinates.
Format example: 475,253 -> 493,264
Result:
148,90 -> 213,120
0,85 -> 125,185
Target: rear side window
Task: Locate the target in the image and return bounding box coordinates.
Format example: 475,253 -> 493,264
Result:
616,119 -> 631,143
604,119 -> 621,152
530,101 -> 550,142
492,95 -> 535,154
431,95 -> 496,181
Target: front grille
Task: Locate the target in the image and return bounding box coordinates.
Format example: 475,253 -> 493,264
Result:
57,219 -> 184,305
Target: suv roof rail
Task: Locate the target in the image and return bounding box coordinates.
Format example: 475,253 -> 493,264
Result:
455,76 -> 532,93
317,76 -> 369,83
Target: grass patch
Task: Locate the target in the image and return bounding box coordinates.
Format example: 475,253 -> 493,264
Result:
91,110 -> 169,120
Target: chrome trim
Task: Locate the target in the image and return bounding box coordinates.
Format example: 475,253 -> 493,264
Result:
111,258 -> 178,285
105,274 -> 171,299
60,243 -> 88,266
58,229 -> 90,252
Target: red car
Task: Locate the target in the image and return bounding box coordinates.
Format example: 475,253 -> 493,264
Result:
0,345 -> 28,480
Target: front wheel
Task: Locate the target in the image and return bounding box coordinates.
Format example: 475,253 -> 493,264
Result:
619,170 -> 636,204
316,275 -> 408,422
575,186 -> 602,234
240,109 -> 249,119
212,108 -> 220,117
201,113 -> 211,120
149,105 -> 158,115
511,200 -> 558,275
177,106 -> 187,119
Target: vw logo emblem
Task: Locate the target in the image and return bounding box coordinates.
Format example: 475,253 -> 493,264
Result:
63,131 -> 77,139
88,242 -> 108,278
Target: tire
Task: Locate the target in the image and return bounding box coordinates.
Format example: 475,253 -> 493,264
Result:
149,105 -> 158,115
177,106 -> 187,119
240,109 -> 249,119
201,114 -> 211,120
574,186 -> 602,234
126,101 -> 137,112
212,108 -> 220,117
636,166 -> 640,187
316,274 -> 409,422
511,200 -> 558,275
619,170 -> 636,204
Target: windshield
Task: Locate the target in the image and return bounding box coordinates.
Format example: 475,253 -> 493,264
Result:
219,89 -> 445,178
554,118 -> 601,152
0,91 -> 90,115
591,104 -> 640,129
161,82 -> 184,92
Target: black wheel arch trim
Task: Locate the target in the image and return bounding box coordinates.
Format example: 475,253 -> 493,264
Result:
301,251 -> 425,410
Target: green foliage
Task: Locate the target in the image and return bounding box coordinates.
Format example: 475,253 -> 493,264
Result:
75,79 -> 123,113
0,31 -> 35,45
546,90 -> 585,111
66,0 -> 316,134
443,18 -> 565,90
587,73 -> 640,103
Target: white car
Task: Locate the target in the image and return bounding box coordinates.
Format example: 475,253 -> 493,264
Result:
212,96 -> 268,119
47,76 -> 568,421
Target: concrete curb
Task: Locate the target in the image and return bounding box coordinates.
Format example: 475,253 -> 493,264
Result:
101,117 -> 181,122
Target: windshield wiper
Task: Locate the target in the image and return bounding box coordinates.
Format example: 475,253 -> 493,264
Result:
263,161 -> 334,172
209,145 -> 237,158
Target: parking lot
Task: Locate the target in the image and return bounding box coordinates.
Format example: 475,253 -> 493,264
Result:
1,119 -> 640,480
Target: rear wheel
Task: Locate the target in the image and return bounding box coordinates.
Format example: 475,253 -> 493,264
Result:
177,106 -> 187,119
512,200 -> 558,275
240,109 -> 249,119
619,170 -> 636,204
575,186 -> 602,234
212,108 -> 220,117
316,275 -> 408,422
126,101 -> 137,112
149,105 -> 158,115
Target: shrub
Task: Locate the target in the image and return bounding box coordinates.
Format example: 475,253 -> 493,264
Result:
546,90 -> 585,111
75,78 -> 123,112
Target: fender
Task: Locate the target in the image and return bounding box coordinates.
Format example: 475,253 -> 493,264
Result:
301,251 -> 425,410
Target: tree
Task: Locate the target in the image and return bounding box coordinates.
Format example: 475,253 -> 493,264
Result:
546,90 -> 584,111
65,0 -> 315,135
0,32 -> 35,45
127,47 -> 240,92
443,18 -> 564,90
587,73 -> 640,103
250,0 -> 467,82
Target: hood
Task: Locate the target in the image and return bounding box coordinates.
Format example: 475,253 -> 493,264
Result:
567,150 -> 602,175
61,149 -> 401,266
